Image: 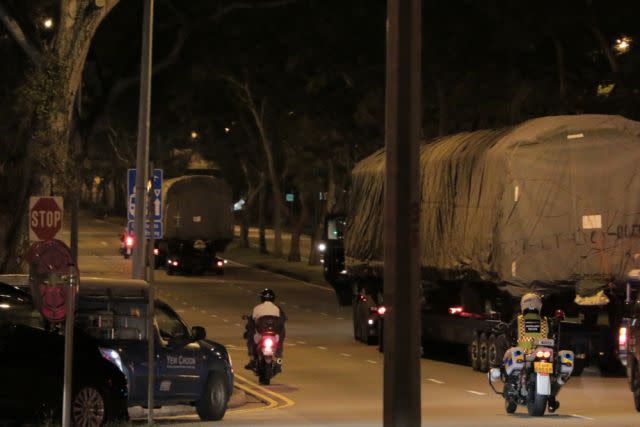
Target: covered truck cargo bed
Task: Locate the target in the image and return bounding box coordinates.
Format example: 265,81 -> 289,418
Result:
346,115 -> 640,297
162,175 -> 233,244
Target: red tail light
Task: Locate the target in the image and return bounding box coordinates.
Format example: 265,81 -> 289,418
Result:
126,236 -> 134,247
217,260 -> 224,267
263,338 -> 274,348
377,306 -> 386,316
153,248 -> 159,255
619,326 -> 628,348
449,306 -> 463,315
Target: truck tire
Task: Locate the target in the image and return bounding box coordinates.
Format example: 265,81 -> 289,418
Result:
487,334 -> 499,368
469,334 -> 480,371
196,372 -> 229,421
631,358 -> 640,412
478,333 -> 489,372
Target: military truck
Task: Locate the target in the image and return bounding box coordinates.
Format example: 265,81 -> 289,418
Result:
322,114 -> 640,375
154,170 -> 233,275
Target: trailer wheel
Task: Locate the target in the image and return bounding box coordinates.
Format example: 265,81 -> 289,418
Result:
487,334 -> 500,368
469,334 -> 480,371
478,333 -> 489,372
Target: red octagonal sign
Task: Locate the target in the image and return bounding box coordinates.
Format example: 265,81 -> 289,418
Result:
29,196 -> 64,241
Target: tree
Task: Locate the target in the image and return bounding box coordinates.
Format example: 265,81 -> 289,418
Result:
0,0 -> 120,271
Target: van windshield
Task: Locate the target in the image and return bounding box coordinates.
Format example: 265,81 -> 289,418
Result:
76,296 -> 148,341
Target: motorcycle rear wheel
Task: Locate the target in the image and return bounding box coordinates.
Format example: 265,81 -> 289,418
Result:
259,363 -> 273,385
504,398 -> 517,414
527,393 -> 547,416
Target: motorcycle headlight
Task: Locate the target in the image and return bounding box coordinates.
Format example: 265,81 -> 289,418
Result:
99,347 -> 125,374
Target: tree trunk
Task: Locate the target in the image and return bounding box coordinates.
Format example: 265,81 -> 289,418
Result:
288,192 -> 309,262
308,203 -> 326,266
552,37 -> 567,109
258,180 -> 268,254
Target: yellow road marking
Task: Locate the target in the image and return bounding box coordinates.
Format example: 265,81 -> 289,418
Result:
234,373 -> 296,410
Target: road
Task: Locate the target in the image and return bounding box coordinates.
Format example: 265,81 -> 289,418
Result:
67,213 -> 640,426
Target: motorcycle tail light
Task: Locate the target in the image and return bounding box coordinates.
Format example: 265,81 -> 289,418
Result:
153,248 -> 159,255
217,260 -> 224,267
126,236 -> 134,247
263,338 -> 274,348
377,306 -> 386,316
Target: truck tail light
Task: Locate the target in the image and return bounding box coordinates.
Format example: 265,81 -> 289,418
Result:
619,326 -> 628,348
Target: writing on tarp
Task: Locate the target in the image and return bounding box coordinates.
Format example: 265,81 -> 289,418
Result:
502,224 -> 640,255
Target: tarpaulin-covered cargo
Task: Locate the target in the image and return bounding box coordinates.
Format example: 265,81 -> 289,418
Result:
162,175 -> 233,245
346,115 -> 640,297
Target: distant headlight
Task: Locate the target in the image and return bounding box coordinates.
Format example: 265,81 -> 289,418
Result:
318,243 -> 327,252
99,347 -> 125,374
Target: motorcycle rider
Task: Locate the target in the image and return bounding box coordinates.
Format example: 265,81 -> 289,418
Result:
244,288 -> 287,371
503,293 -> 561,412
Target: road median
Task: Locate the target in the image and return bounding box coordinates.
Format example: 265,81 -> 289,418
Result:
224,241 -> 332,291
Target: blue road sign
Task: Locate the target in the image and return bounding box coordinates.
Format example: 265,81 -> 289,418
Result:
127,168 -> 163,238
127,220 -> 162,239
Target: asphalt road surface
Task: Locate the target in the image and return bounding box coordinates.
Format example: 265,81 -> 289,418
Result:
65,214 -> 640,426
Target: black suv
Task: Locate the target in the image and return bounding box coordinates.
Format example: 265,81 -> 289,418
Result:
0,282 -> 128,426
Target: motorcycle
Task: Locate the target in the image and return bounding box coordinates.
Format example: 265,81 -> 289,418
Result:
489,337 -> 574,416
243,315 -> 283,385
119,233 -> 134,259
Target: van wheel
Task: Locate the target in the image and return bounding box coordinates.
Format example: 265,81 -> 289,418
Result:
196,373 -> 228,421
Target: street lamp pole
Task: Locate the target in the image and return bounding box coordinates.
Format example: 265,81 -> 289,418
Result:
384,0 -> 422,426
132,0 -> 155,280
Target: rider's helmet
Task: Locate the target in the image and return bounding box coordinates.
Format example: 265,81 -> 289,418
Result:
520,293 -> 542,315
260,288 -> 276,302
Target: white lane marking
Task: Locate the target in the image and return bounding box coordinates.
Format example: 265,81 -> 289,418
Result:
366,360 -> 377,364
296,341 -> 306,345
201,310 -> 207,314
280,302 -> 287,305
337,317 -> 344,320
285,343 -> 296,347
182,302 -> 188,305
210,314 -> 218,318
317,346 -> 327,350
176,309 -> 185,313
222,319 -> 229,323
427,378 -> 444,384
101,241 -> 108,246
466,390 -> 486,396
340,353 -> 351,357
320,312 -> 328,316
234,323 -> 242,327
293,305 -> 300,309
192,307 -> 198,310
570,414 -> 595,421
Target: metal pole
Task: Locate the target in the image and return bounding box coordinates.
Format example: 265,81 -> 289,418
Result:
133,0 -> 155,279
62,265 -> 79,427
147,164 -> 156,424
383,0 -> 422,426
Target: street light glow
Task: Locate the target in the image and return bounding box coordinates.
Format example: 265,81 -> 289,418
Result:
224,127 -> 230,134
43,18 -> 54,29
190,130 -> 199,139
615,36 -> 632,54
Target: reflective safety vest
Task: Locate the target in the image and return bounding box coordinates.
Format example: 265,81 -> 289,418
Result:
517,313 -> 548,350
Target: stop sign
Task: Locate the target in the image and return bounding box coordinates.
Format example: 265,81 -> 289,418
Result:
29,196 -> 64,241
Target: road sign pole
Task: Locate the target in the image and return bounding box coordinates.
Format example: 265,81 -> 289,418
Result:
62,265 -> 78,427
132,0 -> 154,280
384,0 -> 422,426
147,162 -> 156,424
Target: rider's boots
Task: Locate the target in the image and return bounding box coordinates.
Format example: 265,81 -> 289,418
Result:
548,396 -> 560,413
